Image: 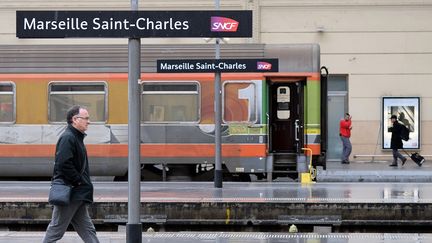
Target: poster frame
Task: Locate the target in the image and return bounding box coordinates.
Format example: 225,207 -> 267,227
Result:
382,97 -> 420,150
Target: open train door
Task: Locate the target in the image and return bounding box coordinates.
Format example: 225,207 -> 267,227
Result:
267,78 -> 305,179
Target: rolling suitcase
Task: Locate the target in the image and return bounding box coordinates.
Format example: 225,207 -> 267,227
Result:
403,149 -> 425,166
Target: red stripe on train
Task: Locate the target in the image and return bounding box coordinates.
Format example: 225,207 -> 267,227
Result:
0,144 -> 267,157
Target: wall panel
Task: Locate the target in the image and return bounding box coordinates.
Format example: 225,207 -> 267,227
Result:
261,32 -> 432,54
260,5 -> 432,32
322,54 -> 432,75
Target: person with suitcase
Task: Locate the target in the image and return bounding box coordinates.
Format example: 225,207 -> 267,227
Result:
389,115 -> 407,167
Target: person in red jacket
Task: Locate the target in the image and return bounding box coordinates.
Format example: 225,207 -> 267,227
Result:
339,113 -> 352,164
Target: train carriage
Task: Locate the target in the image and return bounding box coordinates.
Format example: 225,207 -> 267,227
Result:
0,44 -> 326,181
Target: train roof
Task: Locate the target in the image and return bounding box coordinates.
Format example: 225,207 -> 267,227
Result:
0,44 -> 319,74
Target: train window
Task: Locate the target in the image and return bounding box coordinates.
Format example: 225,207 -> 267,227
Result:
48,82 -> 107,123
141,82 -> 200,123
328,74 -> 348,91
223,81 -> 257,123
0,82 -> 15,123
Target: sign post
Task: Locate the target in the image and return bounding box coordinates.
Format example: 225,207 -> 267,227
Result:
214,0 -> 223,189
127,1 -> 142,242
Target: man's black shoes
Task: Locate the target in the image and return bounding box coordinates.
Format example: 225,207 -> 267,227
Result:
389,162 -> 397,167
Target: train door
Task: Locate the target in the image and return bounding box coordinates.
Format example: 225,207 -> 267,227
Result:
268,80 -> 304,153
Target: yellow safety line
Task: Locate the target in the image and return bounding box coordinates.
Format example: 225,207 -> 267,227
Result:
225,208 -> 231,224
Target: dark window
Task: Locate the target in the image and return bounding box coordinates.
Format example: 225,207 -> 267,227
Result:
0,82 -> 15,123
141,82 -> 200,123
48,82 -> 107,123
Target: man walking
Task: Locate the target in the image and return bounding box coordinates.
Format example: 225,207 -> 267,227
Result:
389,114 -> 407,167
339,113 -> 352,164
43,105 -> 100,243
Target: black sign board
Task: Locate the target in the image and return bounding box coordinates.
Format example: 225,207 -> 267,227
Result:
157,59 -> 279,73
16,11 -> 252,38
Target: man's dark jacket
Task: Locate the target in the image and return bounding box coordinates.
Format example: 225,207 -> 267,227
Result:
390,121 -> 403,149
52,125 -> 93,203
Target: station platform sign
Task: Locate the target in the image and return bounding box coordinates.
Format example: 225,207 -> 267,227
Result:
16,10 -> 252,38
157,59 -> 278,73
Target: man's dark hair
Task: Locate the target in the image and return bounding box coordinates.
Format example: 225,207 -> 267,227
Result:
66,105 -> 82,124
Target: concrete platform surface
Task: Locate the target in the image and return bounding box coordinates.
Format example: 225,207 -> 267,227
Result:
0,232 -> 431,243
317,160 -> 432,182
0,181 -> 431,203
0,182 -> 431,227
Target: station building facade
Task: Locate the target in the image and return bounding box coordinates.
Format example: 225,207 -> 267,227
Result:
1,0 -> 432,162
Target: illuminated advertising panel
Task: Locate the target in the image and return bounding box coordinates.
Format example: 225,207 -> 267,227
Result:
382,97 -> 420,149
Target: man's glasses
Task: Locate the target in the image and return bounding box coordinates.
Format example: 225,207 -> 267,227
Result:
75,116 -> 90,121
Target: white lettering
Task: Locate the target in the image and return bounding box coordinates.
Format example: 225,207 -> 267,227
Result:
23,18 -> 88,30
92,18 -> 130,30
217,62 -> 246,70
160,62 -> 195,70
182,21 -> 189,30
24,18 -> 35,30
136,18 -> 146,30
21,16 -> 191,35
135,18 -> 189,30
92,18 -> 101,30
196,62 -> 216,70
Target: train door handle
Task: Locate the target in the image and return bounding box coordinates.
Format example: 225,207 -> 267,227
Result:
295,119 -> 300,142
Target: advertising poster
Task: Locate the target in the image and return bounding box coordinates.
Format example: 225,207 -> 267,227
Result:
382,97 -> 420,149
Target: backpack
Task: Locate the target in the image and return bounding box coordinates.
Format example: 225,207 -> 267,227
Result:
400,124 -> 410,141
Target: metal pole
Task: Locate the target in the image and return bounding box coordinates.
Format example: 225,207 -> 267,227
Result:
214,0 -> 223,188
127,0 -> 142,242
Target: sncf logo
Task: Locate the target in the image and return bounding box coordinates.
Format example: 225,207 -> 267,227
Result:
211,17 -> 239,32
257,62 -> 272,70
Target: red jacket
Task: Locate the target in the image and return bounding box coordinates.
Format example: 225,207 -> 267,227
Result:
340,119 -> 352,138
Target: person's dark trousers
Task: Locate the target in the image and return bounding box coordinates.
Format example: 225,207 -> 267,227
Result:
43,201 -> 100,243
340,136 -> 352,163
392,149 -> 405,165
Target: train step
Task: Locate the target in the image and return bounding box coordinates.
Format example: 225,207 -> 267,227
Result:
274,161 -> 297,164
274,162 -> 297,168
272,153 -> 299,178
272,170 -> 298,174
